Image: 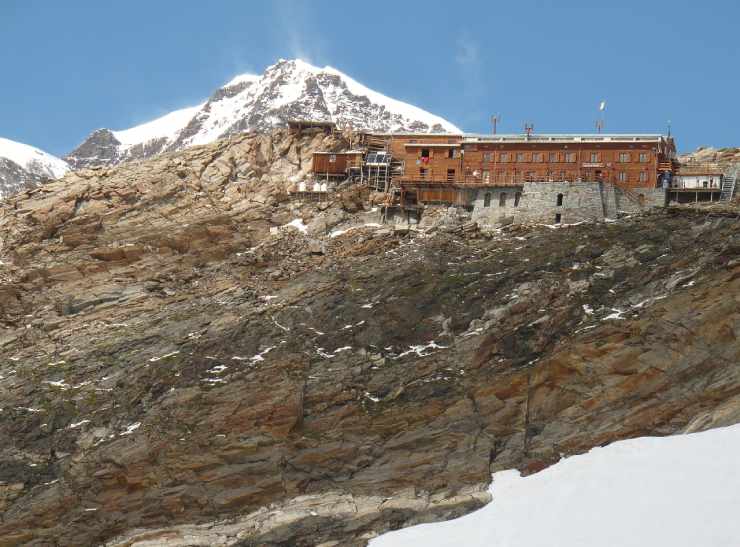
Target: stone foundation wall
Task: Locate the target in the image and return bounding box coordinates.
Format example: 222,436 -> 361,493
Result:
470,182 -> 666,227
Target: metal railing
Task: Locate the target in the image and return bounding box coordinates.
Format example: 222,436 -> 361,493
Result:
400,171 -> 615,185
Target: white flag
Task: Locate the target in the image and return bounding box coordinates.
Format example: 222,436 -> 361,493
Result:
599,101 -> 606,112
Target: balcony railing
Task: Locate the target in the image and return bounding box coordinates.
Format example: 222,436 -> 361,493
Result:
400,169 -> 661,187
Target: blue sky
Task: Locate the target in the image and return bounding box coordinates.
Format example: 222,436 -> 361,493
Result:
1,0 -> 738,155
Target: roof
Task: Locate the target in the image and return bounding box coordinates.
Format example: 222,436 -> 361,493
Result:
367,132 -> 464,137
404,142 -> 461,148
463,134 -> 672,144
365,131 -> 674,145
675,170 -> 724,176
312,150 -> 363,155
675,162 -> 724,176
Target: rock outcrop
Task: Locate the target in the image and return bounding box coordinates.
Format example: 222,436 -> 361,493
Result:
0,129 -> 738,546
679,146 -> 740,172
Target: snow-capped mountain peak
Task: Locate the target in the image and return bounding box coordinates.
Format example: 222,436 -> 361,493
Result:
0,137 -> 70,199
66,58 -> 460,169
112,103 -> 205,153
0,137 -> 69,179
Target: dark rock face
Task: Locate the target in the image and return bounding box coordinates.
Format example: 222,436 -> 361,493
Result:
64,128 -> 122,170
0,157 -> 47,198
1,132 -> 738,546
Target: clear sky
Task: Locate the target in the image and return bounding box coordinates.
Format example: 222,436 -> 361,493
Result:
2,0 -> 738,156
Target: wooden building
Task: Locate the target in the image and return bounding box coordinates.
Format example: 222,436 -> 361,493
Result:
673,165 -> 723,189
311,151 -> 363,180
384,132 -> 676,207
395,134 -> 675,187
668,163 -> 724,203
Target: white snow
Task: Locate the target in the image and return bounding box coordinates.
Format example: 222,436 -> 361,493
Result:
149,351 -> 180,362
282,218 -> 308,233
397,341 -> 448,358
0,137 -> 70,179
319,62 -> 460,132
223,73 -> 259,88
112,103 -> 203,150
105,58 -> 460,154
602,308 -> 626,321
330,223 -> 383,238
120,422 -> 141,436
372,424 -> 740,547
249,346 -> 276,363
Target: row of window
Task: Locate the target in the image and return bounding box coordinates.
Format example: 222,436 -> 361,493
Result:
477,170 -> 650,182
419,149 -> 651,164
477,151 -> 651,163
483,191 -> 522,208
418,167 -> 652,183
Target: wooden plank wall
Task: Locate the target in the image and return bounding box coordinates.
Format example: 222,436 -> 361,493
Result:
390,136 -> 669,189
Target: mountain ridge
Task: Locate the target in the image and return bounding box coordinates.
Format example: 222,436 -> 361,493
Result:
65,59 -> 461,170
0,137 -> 70,199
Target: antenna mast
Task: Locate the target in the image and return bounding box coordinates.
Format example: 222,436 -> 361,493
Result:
490,114 -> 501,135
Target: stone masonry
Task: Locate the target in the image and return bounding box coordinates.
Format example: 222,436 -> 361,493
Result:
471,181 -> 666,227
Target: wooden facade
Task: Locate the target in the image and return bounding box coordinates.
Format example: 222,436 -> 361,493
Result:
388,133 -> 676,191
311,151 -> 363,178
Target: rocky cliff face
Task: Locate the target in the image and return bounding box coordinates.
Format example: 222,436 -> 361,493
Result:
1,130 -> 738,546
679,146 -> 740,171
65,59 -> 460,170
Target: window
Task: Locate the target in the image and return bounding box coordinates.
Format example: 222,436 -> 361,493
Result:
549,152 -> 558,163
639,171 -> 648,183
619,152 -> 630,163
482,170 -> 490,182
560,171 -> 566,180
448,148 -> 459,159
533,152 -> 543,163
483,152 -> 493,162
639,153 -> 649,163
516,153 -> 526,162
500,153 -> 510,163
618,172 -> 627,182
447,169 -> 455,182
514,192 -> 521,207
565,152 -> 577,163
329,154 -> 337,163
420,167 -> 428,178
526,171 -> 536,181
556,193 -> 564,206
499,192 -> 507,207
555,213 -> 562,224
421,148 -> 430,158
590,152 -> 599,162
484,192 -> 492,207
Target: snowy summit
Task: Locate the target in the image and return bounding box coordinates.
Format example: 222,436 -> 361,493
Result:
65,59 -> 460,169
